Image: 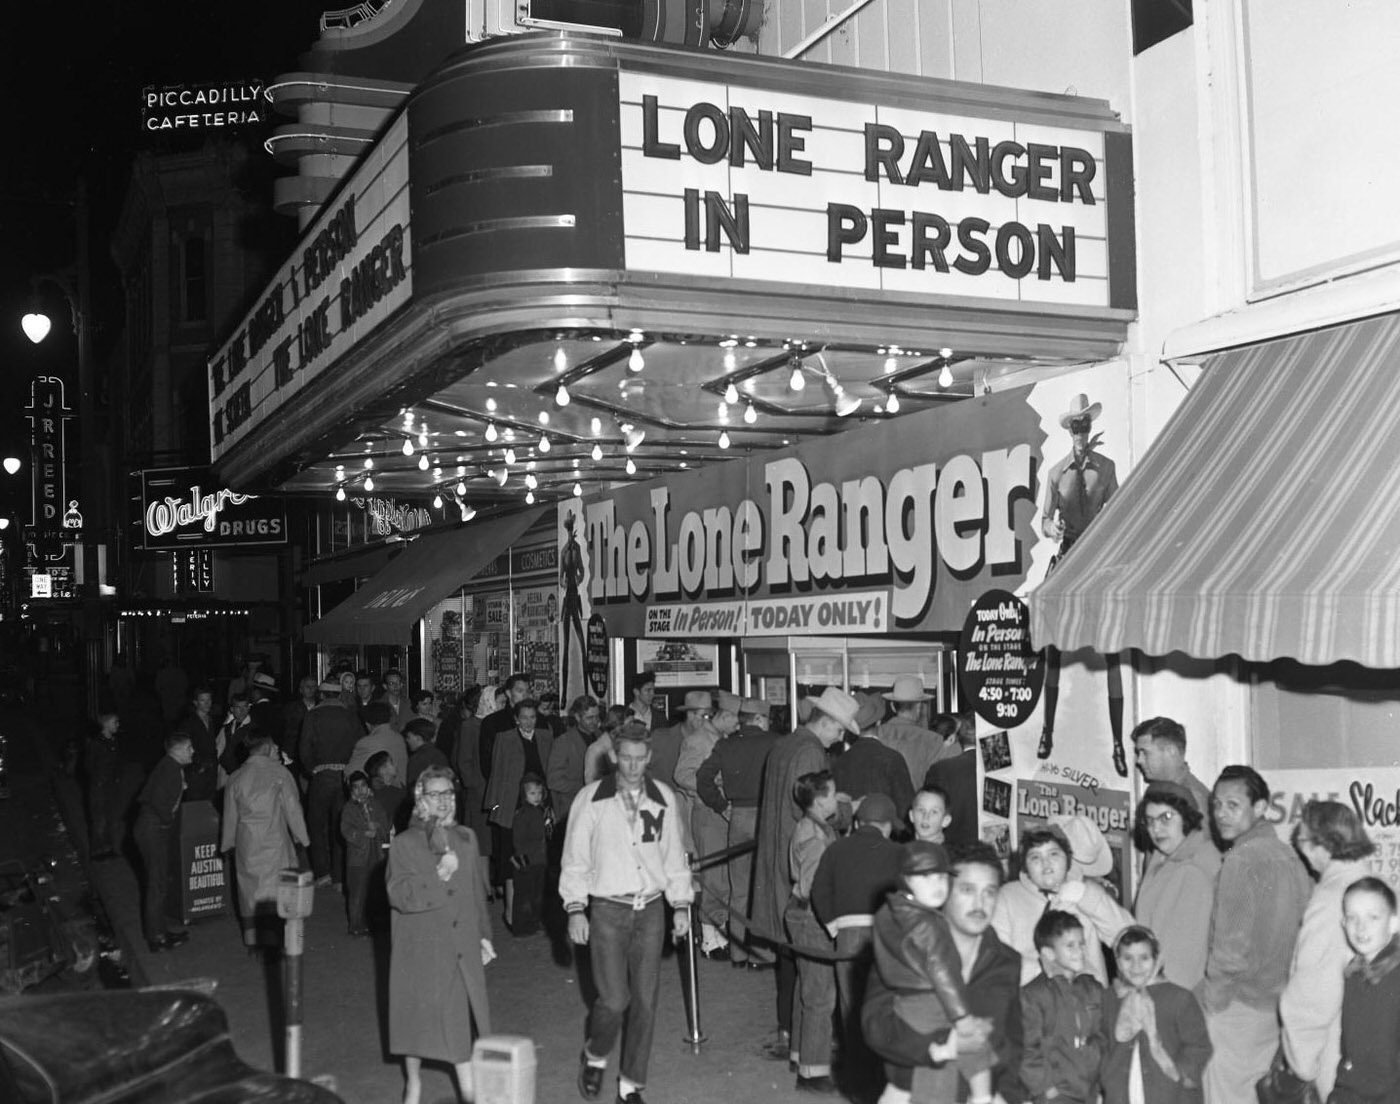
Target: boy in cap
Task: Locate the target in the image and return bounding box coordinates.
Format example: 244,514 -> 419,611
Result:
810,791 -> 908,1100
866,840 -> 994,1104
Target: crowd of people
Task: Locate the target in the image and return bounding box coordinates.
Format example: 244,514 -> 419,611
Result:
78,661 -> 1400,1104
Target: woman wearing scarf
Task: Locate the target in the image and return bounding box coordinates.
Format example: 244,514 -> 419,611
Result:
388,765 -> 495,1104
1101,925 -> 1212,1103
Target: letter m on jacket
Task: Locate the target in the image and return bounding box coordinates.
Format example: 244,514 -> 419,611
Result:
640,809 -> 665,842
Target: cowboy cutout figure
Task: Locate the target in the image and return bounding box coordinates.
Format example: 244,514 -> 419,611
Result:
1039,394 -> 1127,776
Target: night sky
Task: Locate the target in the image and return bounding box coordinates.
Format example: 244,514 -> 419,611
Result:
0,0 -> 332,451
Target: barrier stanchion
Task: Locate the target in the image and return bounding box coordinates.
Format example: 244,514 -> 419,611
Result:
679,852 -> 707,1053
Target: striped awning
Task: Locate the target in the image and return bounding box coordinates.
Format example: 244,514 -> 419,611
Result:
1030,312 -> 1400,667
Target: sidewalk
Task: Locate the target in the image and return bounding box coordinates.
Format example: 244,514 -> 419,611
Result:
93,858 -> 819,1103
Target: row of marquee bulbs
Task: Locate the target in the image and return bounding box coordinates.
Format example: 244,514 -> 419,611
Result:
333,336 -> 959,513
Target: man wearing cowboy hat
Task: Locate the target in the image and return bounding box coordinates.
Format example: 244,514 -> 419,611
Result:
751,687 -> 860,1054
1041,392 -> 1118,556
1038,392 -> 1126,774
674,690 -> 736,958
878,675 -> 953,793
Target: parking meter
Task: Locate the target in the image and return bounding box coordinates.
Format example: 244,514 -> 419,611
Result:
277,869 -> 314,921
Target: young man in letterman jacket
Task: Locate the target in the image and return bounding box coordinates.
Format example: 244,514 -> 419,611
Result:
561,722 -> 693,1104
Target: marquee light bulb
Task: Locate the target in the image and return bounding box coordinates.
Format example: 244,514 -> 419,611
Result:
591,417 -> 602,436
402,439 -> 414,456
573,482 -> 582,497
485,397 -> 498,412
628,347 -> 645,373
886,391 -> 901,414
723,350 -> 737,372
884,356 -> 898,373
939,363 -> 954,388
718,401 -> 729,421
525,473 -> 538,489
789,364 -> 805,391
525,490 -> 536,504
363,457 -> 374,469
744,403 -> 757,424
591,443 -> 603,462
718,430 -> 731,449
456,481 -> 467,496
363,476 -> 375,491
556,383 -> 571,407
433,494 -> 443,509
724,382 -> 739,404
538,435 -> 551,453
625,457 -> 637,475
418,430 -> 428,447
939,347 -> 953,358
335,486 -> 346,502
554,346 -> 568,372
418,454 -> 429,471
485,422 -> 498,442
538,410 -> 550,426
504,448 -> 517,466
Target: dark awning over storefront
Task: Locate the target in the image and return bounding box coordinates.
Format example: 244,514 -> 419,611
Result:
1030,312 -> 1400,668
299,543 -> 402,588
303,507 -> 546,645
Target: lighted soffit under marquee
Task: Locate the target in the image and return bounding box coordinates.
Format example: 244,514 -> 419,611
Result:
271,327 -> 1093,508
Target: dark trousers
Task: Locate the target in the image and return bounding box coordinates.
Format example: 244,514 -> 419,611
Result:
307,770 -> 345,882
133,811 -> 172,941
510,863 -> 546,935
586,897 -> 665,1087
833,926 -> 880,1096
345,860 -> 373,931
88,780 -> 118,854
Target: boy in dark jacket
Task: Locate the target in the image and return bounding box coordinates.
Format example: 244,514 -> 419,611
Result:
340,770 -> 391,936
868,839 -> 994,1102
1021,910 -> 1105,1104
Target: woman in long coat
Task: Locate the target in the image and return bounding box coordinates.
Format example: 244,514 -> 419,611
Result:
388,765 -> 494,1104
221,732 -> 309,950
1132,781 -> 1221,990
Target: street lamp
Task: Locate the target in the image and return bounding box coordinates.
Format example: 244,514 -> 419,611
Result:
21,313 -> 51,345
2,458 -> 18,476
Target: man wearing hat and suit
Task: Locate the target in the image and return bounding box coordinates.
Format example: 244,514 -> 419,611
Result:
675,690 -> 738,957
300,678 -> 364,889
751,687 -> 861,1057
834,693 -> 915,819
248,671 -> 281,741
879,675 -> 953,793
1038,392 -> 1126,774
697,696 -> 775,964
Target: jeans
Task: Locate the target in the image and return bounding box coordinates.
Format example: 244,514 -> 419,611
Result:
345,861 -> 372,931
586,897 -> 665,1087
785,899 -> 836,1077
133,811 -> 172,942
307,769 -> 345,881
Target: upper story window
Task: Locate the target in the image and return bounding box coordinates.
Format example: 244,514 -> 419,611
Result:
1132,0 -> 1192,54
182,235 -> 208,323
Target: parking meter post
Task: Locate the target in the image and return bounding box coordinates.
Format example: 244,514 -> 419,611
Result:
277,869 -> 314,1079
284,918 -> 304,1077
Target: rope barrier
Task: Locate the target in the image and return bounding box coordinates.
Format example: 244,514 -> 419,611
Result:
686,840 -> 866,963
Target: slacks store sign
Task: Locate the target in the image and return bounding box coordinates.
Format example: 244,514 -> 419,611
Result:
572,384 -> 1051,638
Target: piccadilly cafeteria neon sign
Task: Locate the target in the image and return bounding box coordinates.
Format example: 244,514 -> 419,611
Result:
145,487 -> 256,537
